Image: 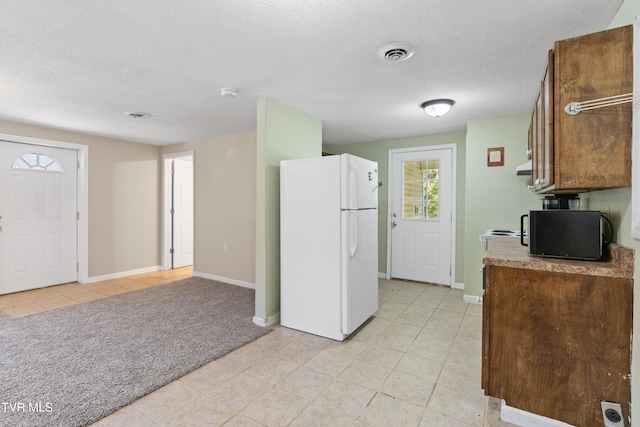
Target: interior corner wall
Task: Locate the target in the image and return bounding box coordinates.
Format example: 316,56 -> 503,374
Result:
0,119 -> 161,278
464,113 -> 540,297
255,98 -> 322,323
161,130 -> 258,285
322,131 -> 467,284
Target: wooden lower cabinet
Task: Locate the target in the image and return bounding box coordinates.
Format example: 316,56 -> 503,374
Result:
482,265 -> 632,427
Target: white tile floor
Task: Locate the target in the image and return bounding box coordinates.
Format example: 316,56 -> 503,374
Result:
87,278 -> 513,427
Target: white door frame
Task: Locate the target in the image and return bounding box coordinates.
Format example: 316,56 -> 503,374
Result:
386,144 -> 457,285
0,133 -> 89,284
162,151 -> 194,270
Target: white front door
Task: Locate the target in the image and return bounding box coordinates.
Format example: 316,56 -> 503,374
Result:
0,141 -> 78,294
172,156 -> 193,268
390,148 -> 453,285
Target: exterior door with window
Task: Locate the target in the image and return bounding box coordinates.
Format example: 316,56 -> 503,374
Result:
0,141 -> 78,294
390,148 -> 452,285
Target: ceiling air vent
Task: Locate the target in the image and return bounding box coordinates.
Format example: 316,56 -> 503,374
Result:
124,112 -> 150,119
377,43 -> 415,63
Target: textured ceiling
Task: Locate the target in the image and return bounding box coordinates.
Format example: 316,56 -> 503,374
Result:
0,1 -> 625,146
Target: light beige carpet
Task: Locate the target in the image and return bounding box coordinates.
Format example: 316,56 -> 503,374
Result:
0,277 -> 271,427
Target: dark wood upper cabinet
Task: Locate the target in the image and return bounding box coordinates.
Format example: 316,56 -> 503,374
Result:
529,25 -> 632,193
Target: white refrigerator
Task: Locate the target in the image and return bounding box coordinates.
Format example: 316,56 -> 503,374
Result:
280,154 -> 378,341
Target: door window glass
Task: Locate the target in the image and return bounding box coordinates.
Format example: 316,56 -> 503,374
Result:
402,159 -> 439,220
11,153 -> 64,172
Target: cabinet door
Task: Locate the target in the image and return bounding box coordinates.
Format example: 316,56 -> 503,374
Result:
527,122 -> 534,190
483,265 -> 632,427
554,25 -> 632,190
530,101 -> 539,189
481,267 -> 490,391
529,51 -> 554,192
534,87 -> 545,190
541,50 -> 554,188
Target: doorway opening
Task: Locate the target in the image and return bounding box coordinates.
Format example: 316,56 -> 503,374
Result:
163,152 -> 194,270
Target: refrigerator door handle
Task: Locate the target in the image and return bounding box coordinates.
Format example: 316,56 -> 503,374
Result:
349,159 -> 358,209
350,211 -> 358,258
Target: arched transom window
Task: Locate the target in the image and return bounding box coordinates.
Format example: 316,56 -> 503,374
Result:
11,152 -> 64,172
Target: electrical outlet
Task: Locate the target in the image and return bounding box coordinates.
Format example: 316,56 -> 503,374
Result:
601,401 -> 624,427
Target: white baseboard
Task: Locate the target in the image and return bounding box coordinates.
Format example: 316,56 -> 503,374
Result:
463,294 -> 482,304
378,272 -> 386,278
451,282 -> 464,290
501,401 -> 575,427
193,271 -> 256,289
86,265 -> 161,283
253,313 -> 280,327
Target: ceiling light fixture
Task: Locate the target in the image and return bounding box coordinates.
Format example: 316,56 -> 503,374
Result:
124,111 -> 150,119
220,88 -> 237,98
421,99 -> 454,117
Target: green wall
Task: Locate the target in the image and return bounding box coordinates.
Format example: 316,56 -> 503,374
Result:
255,98 -> 322,324
324,114 -> 542,299
464,113 -> 541,297
323,131 -> 467,285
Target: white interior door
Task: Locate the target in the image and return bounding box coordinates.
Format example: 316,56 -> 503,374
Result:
390,148 -> 453,285
0,141 -> 78,294
172,156 -> 193,268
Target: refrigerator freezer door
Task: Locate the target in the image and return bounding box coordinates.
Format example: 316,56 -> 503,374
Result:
341,154 -> 378,210
341,208 -> 378,335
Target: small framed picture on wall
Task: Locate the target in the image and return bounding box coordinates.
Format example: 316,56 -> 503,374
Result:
487,147 -> 504,167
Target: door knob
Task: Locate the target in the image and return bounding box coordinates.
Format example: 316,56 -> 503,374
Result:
392,221 -> 397,227
392,213 -> 397,217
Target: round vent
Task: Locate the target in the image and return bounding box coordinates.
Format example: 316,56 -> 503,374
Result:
377,43 -> 415,63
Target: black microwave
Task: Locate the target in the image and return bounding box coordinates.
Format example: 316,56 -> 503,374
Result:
520,210 -> 610,260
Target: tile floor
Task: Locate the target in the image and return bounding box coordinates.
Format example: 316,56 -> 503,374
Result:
0,272 -> 513,427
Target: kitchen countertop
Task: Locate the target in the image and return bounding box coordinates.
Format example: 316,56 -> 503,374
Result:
483,236 -> 634,279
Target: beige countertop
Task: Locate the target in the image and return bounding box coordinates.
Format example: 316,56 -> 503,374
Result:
483,236 -> 634,279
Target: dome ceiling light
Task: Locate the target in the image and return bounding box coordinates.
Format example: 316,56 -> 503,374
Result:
421,99 -> 454,117
220,88 -> 237,98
